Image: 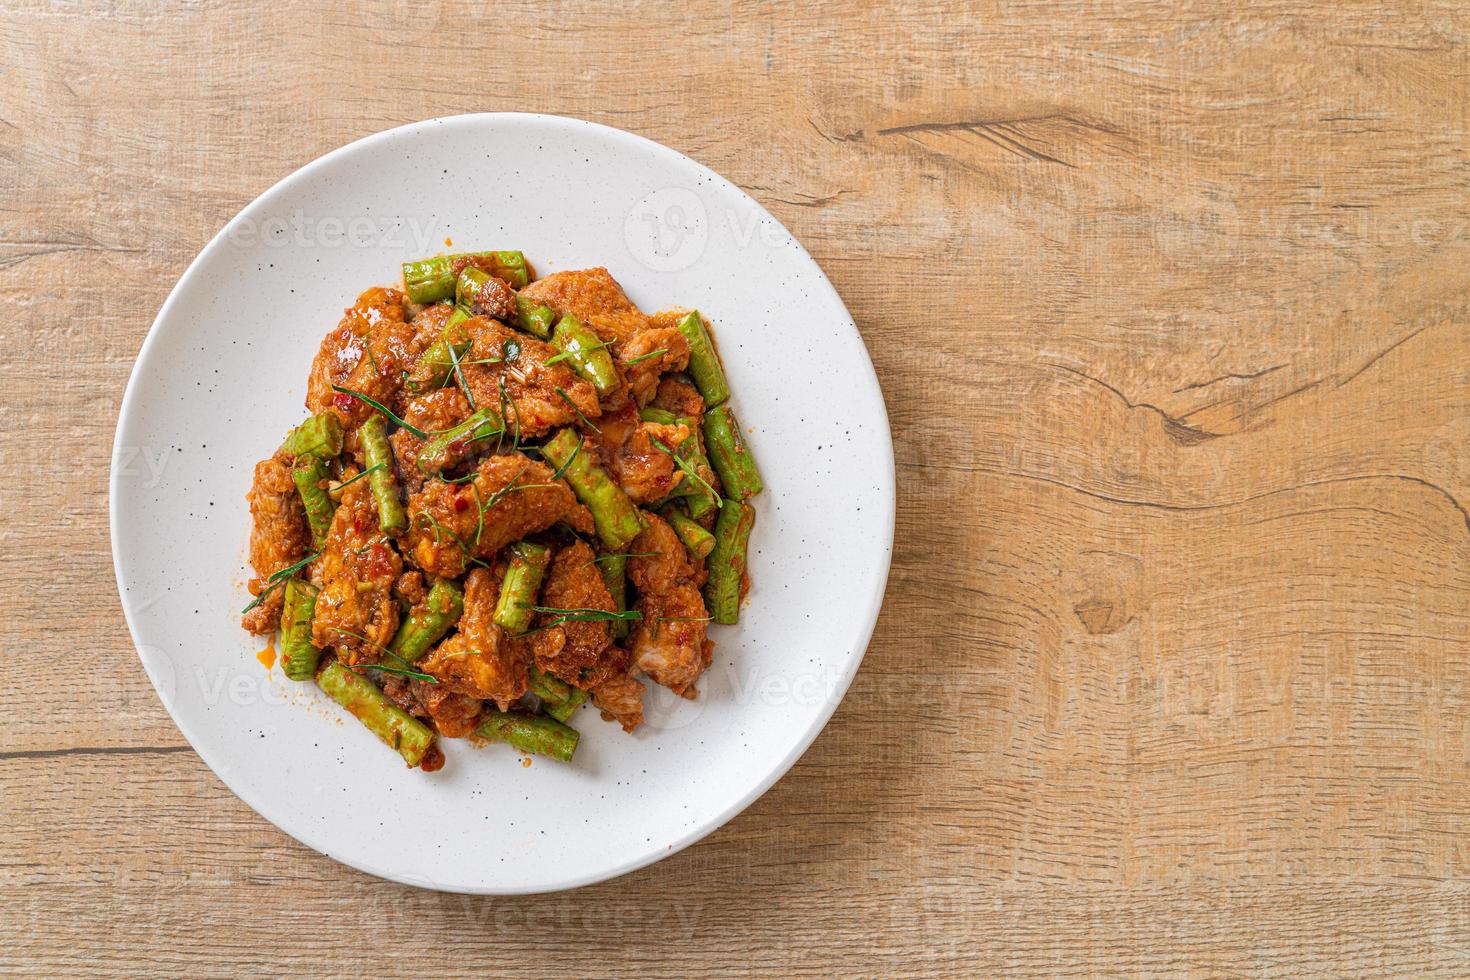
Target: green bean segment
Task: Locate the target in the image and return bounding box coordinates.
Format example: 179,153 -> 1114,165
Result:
702,404 -> 763,500
674,311 -> 730,407
416,406 -> 503,474
402,250 -> 528,304
492,541 -> 552,634
359,415 -> 407,533
552,314 -> 620,396
387,579 -> 464,663
703,499 -> 756,625
279,579 -> 321,681
541,428 -> 644,550
598,553 -> 631,640
476,711 -> 579,762
318,661 -> 437,767
279,413 -> 343,459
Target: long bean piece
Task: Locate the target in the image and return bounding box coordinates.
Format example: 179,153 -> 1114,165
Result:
481,251 -> 530,289
475,711 -> 579,762
664,506 -> 716,559
527,667 -> 590,723
279,578 -> 321,681
638,406 -> 678,425
407,334 -> 473,393
598,553 -> 630,640
453,267 -> 554,341
359,415 -> 407,533
529,665 -> 573,704
318,661 -> 437,767
292,455 -> 336,547
492,541 -> 551,633
402,251 -> 528,304
514,293 -> 556,340
445,305 -> 472,330
279,413 -> 343,459
387,579 -> 464,662
702,405 -> 763,500
703,499 -> 756,625
674,311 -> 730,407
670,417 -> 720,517
545,687 -> 586,723
684,480 -> 718,519
415,406 -> 503,474
551,314 -> 619,397
541,428 -> 644,550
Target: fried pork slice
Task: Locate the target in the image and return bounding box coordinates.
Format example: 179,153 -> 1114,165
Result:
420,568 -> 529,709
620,312 -> 693,406
605,419 -> 696,505
651,376 -> 705,419
415,681 -> 484,738
309,478 -> 402,664
627,514 -> 713,697
407,300 -> 455,350
401,453 -> 593,578
394,570 -> 427,607
381,674 -> 483,739
389,388 -> 472,495
532,541 -> 616,686
592,401 -> 640,450
454,316 -> 600,438
305,286 -> 420,429
519,267 -> 651,346
461,270 -> 517,321
241,455 -> 311,634
591,669 -> 646,733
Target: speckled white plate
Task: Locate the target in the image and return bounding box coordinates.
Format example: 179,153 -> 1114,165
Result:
109,113 -> 893,894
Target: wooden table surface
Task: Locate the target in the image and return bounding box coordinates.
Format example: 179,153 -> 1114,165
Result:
5,2 -> 1470,976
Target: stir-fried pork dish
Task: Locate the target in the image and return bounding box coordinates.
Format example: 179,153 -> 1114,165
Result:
241,252 -> 762,770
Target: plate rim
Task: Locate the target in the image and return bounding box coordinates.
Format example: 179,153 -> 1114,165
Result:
109,111 -> 895,893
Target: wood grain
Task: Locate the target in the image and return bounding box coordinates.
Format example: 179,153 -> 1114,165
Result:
4,1 -> 1470,975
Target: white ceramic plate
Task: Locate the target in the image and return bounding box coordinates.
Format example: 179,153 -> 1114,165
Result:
110,113 -> 893,894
